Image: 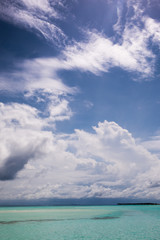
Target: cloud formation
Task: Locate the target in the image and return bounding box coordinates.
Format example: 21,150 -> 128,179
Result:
62,30 -> 154,78
0,106 -> 160,200
61,0 -> 160,80
142,135 -> 160,158
1,0 -> 160,202
0,151 -> 36,180
0,56 -> 76,129
0,0 -> 159,81
0,0 -> 65,44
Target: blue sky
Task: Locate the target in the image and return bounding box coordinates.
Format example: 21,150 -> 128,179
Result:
0,0 -> 160,202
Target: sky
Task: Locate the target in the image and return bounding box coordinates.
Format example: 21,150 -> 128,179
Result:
0,0 -> 160,203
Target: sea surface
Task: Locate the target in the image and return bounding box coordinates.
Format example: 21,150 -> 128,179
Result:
0,205 -> 160,240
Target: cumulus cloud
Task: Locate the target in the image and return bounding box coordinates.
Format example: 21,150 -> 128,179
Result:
0,102 -> 44,130
141,135 -> 160,158
0,101 -> 63,181
0,0 -> 65,44
0,150 -> 36,180
0,98 -> 73,183
0,112 -> 160,200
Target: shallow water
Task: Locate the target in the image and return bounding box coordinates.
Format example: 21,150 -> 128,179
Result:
0,205 -> 160,240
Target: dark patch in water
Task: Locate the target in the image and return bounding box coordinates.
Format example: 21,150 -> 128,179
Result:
92,216 -> 119,220
0,216 -> 119,224
0,219 -> 63,224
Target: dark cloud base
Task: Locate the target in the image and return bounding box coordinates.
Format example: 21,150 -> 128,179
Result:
0,152 -> 34,181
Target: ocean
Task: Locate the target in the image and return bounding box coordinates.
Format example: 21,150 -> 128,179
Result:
0,205 -> 160,240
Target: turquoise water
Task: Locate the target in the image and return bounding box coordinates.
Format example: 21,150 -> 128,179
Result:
0,205 -> 160,240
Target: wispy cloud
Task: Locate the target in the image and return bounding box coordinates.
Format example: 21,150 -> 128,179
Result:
144,17 -> 160,47
0,0 -> 159,81
0,0 -> 66,44
1,24 -> 154,87
62,0 -> 160,80
62,29 -> 155,79
0,0 -> 159,80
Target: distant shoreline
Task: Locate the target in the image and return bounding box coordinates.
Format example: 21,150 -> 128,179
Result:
117,203 -> 160,205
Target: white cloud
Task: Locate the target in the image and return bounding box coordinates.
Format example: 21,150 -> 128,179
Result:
63,33 -> 137,74
0,115 -> 160,200
113,0 -> 160,79
8,25 -> 154,83
0,57 -> 76,135
0,57 -> 76,127
21,0 -> 57,14
0,102 -> 43,130
0,0 -> 65,44
0,12 -> 158,94
0,57 -> 75,95
141,135 -> 160,159
0,0 -> 159,80
144,17 -> 160,47
61,30 -> 155,79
